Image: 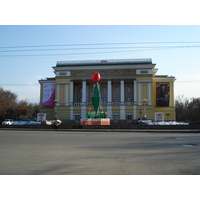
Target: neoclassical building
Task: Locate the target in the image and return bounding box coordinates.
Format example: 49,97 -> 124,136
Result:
38,58 -> 176,123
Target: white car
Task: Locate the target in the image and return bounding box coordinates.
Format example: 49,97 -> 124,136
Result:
45,120 -> 62,125
2,119 -> 14,125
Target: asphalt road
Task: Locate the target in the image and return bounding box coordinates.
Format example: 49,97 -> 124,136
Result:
0,130 -> 200,175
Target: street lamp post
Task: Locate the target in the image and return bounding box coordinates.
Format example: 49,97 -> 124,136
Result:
142,99 -> 148,120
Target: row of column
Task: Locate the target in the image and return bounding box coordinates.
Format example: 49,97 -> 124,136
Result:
81,80 -> 133,104
56,80 -> 152,106
55,80 -> 152,120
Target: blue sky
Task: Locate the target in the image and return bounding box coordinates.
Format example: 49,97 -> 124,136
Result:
0,25 -> 200,103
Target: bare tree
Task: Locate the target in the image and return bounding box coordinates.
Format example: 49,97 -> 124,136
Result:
175,95 -> 200,122
175,95 -> 189,121
0,87 -> 39,121
0,87 -> 17,119
186,98 -> 200,121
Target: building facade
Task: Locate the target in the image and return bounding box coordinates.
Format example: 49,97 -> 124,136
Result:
38,58 -> 176,123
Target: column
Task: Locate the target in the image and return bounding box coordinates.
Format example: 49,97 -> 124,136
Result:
86,84 -> 89,103
70,106 -> 74,121
70,81 -> 74,105
65,83 -> 68,106
107,80 -> 112,104
138,83 -> 142,105
81,106 -> 86,119
133,80 -> 137,120
148,82 -> 152,105
133,105 -> 137,120
81,80 -> 87,118
107,106 -> 112,119
120,80 -> 125,122
70,81 -> 74,121
56,83 -> 60,106
170,82 -> 173,107
120,80 -> 124,104
120,106 -> 126,122
134,80 -> 137,104
107,80 -> 112,120
82,80 -> 86,104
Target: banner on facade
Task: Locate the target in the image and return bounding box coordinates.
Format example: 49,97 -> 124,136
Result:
42,83 -> 55,106
156,82 -> 170,107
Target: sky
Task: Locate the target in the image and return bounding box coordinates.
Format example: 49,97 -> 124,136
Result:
0,0 -> 200,103
0,25 -> 200,103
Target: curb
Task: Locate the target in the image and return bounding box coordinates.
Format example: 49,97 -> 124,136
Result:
0,128 -> 200,133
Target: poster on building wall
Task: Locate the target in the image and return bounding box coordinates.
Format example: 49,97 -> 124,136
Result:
155,113 -> 164,122
37,113 -> 46,122
42,83 -> 55,106
156,82 -> 170,107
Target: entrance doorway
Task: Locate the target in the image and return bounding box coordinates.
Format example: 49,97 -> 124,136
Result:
126,115 -> 132,123
75,114 -> 80,123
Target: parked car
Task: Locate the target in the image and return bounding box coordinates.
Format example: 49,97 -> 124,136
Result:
2,119 -> 14,125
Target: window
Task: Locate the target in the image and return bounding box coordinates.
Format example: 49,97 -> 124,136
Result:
114,97 -> 120,102
115,87 -> 119,92
127,115 -> 132,120
75,115 -> 80,120
127,97 -> 131,102
102,97 -> 107,102
113,115 -> 119,121
75,115 -> 80,122
126,115 -> 132,123
103,87 -> 107,92
127,86 -> 131,92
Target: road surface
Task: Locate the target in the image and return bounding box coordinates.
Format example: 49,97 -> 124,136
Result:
0,130 -> 200,175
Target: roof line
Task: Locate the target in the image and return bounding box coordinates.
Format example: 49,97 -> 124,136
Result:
56,58 -> 152,66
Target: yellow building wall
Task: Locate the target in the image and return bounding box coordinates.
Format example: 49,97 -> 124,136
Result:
55,78 -> 71,105
56,78 -> 70,83
112,106 -> 120,114
39,107 -> 54,120
39,74 -> 176,121
56,106 -> 70,119
136,77 -> 153,104
60,85 -> 65,103
142,84 -> 147,99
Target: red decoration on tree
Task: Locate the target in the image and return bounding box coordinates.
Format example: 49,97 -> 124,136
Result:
92,72 -> 101,82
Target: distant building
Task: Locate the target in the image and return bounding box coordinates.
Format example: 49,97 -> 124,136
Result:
38,58 -> 176,122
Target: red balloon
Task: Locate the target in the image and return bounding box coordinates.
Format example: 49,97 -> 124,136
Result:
92,72 -> 101,82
